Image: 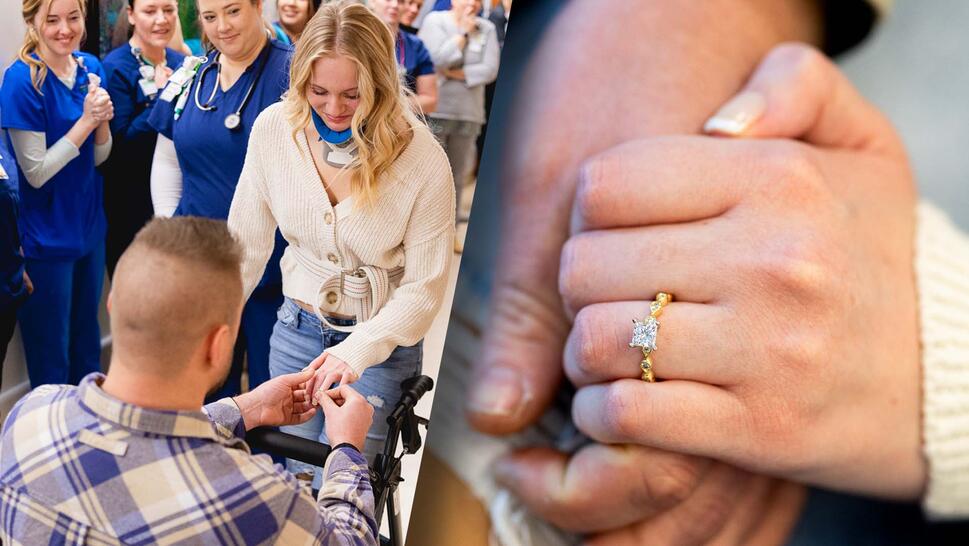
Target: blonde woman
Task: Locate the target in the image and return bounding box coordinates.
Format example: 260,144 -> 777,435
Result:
0,0 -> 113,387
228,0 -> 454,481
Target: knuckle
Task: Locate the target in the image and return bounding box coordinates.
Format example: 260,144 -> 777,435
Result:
569,307 -> 606,381
761,141 -> 828,199
756,233 -> 833,298
574,153 -> 618,229
635,457 -> 702,509
558,236 -> 588,312
538,490 -> 593,531
601,383 -> 639,440
765,42 -> 829,82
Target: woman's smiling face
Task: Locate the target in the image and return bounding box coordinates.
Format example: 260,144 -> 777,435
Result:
307,54 -> 361,133
35,0 -> 85,58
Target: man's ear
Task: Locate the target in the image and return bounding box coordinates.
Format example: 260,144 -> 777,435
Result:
204,324 -> 233,368
106,291 -> 113,314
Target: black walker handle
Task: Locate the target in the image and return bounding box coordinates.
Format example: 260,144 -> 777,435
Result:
388,375 -> 434,424
246,428 -> 331,467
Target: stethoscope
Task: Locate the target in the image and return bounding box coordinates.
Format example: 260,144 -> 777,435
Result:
192,45 -> 269,131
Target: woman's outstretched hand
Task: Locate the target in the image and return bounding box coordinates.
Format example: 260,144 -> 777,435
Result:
304,352 -> 360,406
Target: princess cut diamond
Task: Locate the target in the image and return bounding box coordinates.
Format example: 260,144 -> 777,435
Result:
630,317 -> 658,352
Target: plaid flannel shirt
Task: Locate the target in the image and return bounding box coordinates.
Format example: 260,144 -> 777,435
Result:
0,373 -> 377,545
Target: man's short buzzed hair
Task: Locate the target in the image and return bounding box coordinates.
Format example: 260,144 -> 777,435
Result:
110,217 -> 244,372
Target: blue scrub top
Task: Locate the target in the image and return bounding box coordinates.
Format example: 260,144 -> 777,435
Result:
103,44 -> 185,159
272,22 -> 292,46
396,31 -> 435,93
148,39 -> 291,288
102,45 -> 185,196
0,126 -> 24,307
0,52 -> 107,261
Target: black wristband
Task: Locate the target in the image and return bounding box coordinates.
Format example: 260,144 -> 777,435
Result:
333,442 -> 361,454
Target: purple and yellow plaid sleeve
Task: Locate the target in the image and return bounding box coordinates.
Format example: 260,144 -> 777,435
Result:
0,375 -> 378,546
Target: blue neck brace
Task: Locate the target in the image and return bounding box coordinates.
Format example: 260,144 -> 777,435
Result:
311,110 -> 353,144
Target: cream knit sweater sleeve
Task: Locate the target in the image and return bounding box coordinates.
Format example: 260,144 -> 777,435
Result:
325,154 -> 456,376
227,115 -> 278,302
917,201 -> 969,519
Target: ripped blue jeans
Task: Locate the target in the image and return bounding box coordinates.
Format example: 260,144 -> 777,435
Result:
269,297 -> 422,488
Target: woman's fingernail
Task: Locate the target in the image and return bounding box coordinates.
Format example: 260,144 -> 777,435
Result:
703,90 -> 766,136
466,367 -> 530,417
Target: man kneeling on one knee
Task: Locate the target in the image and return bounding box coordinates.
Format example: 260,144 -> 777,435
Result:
0,217 -> 378,545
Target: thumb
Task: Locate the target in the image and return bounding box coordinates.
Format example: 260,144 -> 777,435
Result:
288,367 -> 315,385
318,390 -> 337,413
464,210 -> 571,435
703,43 -> 901,155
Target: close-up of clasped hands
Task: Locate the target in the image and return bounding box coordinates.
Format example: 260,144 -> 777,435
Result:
0,0 -> 968,544
418,0 -> 969,545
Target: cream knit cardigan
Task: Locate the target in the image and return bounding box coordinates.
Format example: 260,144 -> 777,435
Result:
917,202 -> 969,518
227,103 -> 455,375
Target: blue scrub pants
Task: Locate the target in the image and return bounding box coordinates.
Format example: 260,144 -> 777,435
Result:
269,298 -> 422,488
208,284 -> 283,400
18,242 -> 104,387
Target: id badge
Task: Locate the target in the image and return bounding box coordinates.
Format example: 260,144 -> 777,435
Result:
159,81 -> 181,103
138,64 -> 155,80
0,159 -> 7,180
397,64 -> 407,78
168,67 -> 189,87
138,78 -> 158,97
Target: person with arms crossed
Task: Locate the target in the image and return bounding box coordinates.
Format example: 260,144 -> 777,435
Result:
419,0 -> 498,221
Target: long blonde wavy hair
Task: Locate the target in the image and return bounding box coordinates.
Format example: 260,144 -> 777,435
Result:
283,0 -> 415,206
19,0 -> 87,93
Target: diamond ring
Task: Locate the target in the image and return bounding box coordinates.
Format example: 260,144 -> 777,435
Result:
629,292 -> 673,382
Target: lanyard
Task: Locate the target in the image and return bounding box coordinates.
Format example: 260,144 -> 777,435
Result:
130,46 -> 162,98
396,31 -> 405,67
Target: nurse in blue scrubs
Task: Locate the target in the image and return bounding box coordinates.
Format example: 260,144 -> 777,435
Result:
148,0 -> 290,397
102,0 -> 185,278
0,0 -> 114,387
370,0 -> 438,114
